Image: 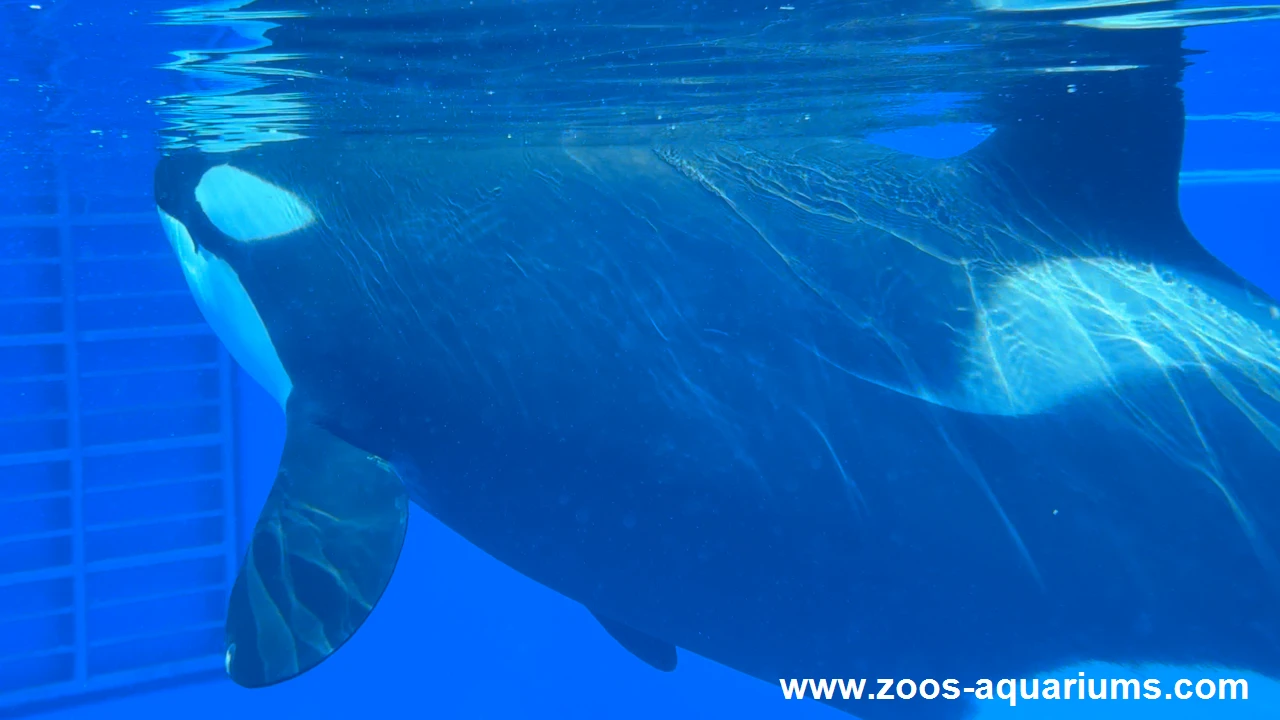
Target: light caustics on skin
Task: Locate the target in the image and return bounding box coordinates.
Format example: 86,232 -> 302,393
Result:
668,144 -> 1280,430
225,415 -> 409,688
160,164 -> 405,684
957,257 -> 1280,420
959,256 -> 1280,575
140,0 -> 1280,704
653,140 -> 1280,592
164,142 -> 1280,587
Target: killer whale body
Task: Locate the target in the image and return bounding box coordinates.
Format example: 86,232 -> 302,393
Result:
150,16 -> 1280,720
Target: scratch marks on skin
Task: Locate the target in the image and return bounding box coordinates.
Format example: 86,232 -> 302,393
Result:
322,164 -> 514,394
963,261 -> 1020,413
795,336 -> 1044,587
796,408 -> 867,515
312,194 -> 398,333
560,145 -> 701,351
969,256 -> 1280,586
714,150 -> 970,268
654,147 -> 835,307
1209,366 -> 1280,450
1202,367 -> 1280,593
673,348 -> 756,470
326,209 -> 477,387
557,153 -> 763,456
653,143 -> 994,403
653,143 -> 1280,593
643,305 -> 671,342
795,336 -> 932,404
637,277 -> 695,346
1147,368 -> 1280,592
505,252 -> 529,278
937,423 -> 1045,591
652,144 -> 1049,583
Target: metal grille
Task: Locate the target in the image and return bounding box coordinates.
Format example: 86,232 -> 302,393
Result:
0,168 -> 238,712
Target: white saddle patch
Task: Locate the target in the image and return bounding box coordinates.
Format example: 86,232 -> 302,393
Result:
954,257 -> 1280,417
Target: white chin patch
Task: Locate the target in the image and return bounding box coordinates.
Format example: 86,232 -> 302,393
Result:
158,208 -> 293,409
194,164 -> 316,243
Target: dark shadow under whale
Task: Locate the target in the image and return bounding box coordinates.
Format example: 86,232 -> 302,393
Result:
150,9 -> 1280,720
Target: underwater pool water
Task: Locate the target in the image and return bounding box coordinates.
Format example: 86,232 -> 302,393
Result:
2,1 -> 1279,719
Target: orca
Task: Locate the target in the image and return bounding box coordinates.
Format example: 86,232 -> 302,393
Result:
151,10 -> 1280,719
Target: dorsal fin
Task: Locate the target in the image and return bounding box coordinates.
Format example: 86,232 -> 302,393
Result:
965,11 -> 1223,271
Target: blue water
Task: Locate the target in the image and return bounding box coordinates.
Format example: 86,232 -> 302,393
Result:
2,1 -> 1280,719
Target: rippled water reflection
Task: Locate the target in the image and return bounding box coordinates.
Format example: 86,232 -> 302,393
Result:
152,0 -> 1280,155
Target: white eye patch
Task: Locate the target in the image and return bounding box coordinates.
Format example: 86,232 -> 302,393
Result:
194,164 -> 316,243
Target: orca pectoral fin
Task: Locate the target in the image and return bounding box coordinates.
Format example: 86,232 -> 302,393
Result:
225,414 -> 409,688
590,611 -> 678,672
